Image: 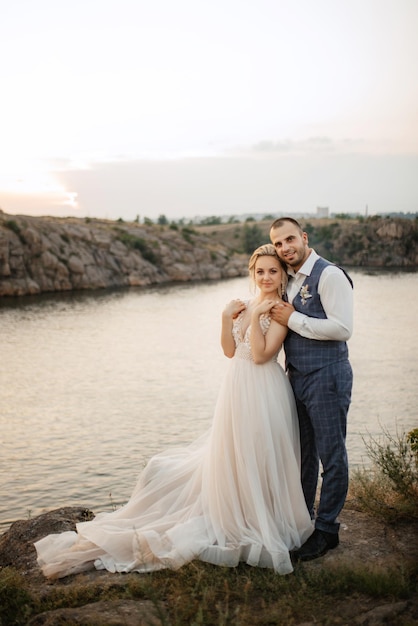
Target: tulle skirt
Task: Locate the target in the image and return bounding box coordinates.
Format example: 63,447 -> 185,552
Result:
35,356 -> 313,578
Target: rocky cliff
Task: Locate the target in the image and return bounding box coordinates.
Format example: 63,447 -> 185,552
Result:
200,216 -> 418,269
303,216 -> 418,267
1,211 -> 417,298
0,211 -> 247,297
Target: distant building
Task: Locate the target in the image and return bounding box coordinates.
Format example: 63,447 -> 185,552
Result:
316,206 -> 329,218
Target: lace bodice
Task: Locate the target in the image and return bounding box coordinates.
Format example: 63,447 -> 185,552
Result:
232,309 -> 278,362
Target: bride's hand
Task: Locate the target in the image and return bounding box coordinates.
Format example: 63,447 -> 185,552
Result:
223,299 -> 247,319
253,299 -> 280,316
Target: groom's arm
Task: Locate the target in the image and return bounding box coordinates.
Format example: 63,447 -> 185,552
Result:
288,266 -> 353,341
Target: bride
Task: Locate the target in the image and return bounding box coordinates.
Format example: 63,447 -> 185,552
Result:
35,243 -> 313,578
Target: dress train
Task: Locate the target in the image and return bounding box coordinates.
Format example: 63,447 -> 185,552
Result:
35,312 -> 313,578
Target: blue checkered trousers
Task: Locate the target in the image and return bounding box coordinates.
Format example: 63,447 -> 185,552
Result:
284,257 -> 353,535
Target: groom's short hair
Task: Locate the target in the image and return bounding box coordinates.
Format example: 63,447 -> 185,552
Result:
270,217 -> 304,233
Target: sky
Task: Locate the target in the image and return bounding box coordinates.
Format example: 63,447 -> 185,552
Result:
0,0 -> 417,221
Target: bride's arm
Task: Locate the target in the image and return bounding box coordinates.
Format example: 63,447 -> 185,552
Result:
221,299 -> 246,358
250,301 -> 288,364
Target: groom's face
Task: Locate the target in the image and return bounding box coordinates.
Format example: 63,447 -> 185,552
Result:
270,223 -> 309,272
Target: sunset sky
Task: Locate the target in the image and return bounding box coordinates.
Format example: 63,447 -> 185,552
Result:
1,0 -> 417,221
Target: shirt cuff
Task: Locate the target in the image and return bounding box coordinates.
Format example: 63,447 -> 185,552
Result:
287,311 -> 307,333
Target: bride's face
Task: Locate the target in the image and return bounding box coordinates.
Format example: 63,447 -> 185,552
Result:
254,255 -> 283,297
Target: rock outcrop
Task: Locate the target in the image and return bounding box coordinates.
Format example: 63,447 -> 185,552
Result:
0,507 -> 94,573
0,212 -> 247,297
1,211 -> 417,298
200,216 -> 418,269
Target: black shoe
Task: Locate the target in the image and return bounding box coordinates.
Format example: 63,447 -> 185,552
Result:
291,529 -> 339,562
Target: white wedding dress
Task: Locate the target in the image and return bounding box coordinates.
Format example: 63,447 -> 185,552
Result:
35,310 -> 313,578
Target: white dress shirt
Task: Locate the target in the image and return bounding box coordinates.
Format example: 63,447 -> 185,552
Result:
286,250 -> 353,341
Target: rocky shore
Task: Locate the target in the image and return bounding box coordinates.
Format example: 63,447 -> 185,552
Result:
1,211 -> 417,298
0,211 -> 247,297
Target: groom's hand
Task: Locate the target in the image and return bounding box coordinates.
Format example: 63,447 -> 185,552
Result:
270,302 -> 294,327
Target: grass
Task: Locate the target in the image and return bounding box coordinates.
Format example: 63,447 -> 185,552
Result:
1,559 -> 417,625
350,427 -> 418,522
0,568 -> 33,625
114,228 -> 159,265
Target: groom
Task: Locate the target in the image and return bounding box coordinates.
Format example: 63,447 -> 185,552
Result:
269,217 -> 353,561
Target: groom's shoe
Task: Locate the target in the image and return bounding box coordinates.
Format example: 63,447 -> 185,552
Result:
291,529 -> 339,562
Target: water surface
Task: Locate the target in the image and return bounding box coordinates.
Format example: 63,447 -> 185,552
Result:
1,270 -> 417,531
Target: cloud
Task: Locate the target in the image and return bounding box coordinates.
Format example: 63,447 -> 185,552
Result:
232,136 -> 407,157
252,137 -> 337,154
2,141 -> 417,220
47,151 -> 418,220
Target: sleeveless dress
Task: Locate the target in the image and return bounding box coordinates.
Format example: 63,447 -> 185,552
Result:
34,309 -> 313,578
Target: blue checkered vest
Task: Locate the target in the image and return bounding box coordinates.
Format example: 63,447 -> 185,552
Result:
284,257 -> 349,374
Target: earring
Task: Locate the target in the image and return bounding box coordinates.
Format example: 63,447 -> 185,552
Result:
281,280 -> 286,297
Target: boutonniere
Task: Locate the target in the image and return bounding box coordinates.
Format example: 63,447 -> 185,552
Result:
299,285 -> 312,305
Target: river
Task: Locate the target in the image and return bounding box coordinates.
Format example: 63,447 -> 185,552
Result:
1,269 -> 417,531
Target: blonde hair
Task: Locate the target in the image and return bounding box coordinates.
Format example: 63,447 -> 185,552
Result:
248,243 -> 287,297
